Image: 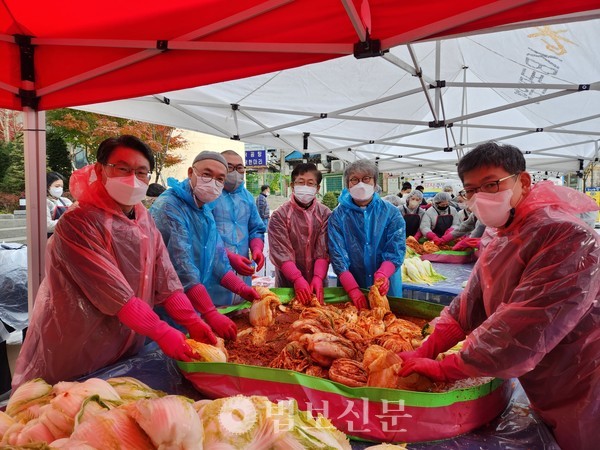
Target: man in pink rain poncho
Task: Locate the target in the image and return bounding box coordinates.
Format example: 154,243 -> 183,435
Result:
12,136 -> 217,390
399,141 -> 599,450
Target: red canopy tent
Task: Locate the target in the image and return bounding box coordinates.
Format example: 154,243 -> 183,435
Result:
1,0 -> 598,301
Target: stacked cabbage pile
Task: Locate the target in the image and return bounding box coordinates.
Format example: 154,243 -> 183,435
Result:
401,249 -> 447,285
0,377 -> 351,449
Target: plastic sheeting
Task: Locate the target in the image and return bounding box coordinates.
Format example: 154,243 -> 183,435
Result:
0,244 -> 28,340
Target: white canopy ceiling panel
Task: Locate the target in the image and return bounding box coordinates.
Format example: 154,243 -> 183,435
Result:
77,18 -> 600,177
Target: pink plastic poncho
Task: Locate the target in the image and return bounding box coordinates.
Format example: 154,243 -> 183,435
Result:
267,198 -> 331,286
440,182 -> 600,450
12,166 -> 182,389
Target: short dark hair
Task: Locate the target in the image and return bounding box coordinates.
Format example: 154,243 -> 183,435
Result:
96,135 -> 155,171
292,163 -> 322,185
415,185 -> 425,192
46,171 -> 65,189
260,184 -> 270,192
457,141 -> 526,181
146,183 -> 166,197
401,182 -> 412,191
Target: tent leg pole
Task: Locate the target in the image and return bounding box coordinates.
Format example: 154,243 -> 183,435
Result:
23,109 -> 46,312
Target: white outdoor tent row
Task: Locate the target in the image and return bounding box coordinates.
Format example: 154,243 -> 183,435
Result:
79,18 -> 600,181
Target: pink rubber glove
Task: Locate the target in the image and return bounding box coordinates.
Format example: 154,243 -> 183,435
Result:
117,296 -> 195,362
426,231 -> 443,246
221,271 -> 260,302
163,291 -> 218,345
250,238 -> 265,271
452,237 -> 481,251
398,316 -> 465,362
414,230 -> 422,240
399,354 -> 470,382
281,261 -> 312,304
227,250 -> 254,276
373,261 -> 396,296
186,284 -> 236,340
338,271 -> 367,309
439,230 -> 455,244
310,258 -> 329,305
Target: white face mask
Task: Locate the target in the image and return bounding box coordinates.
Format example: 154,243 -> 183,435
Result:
224,171 -> 244,192
192,174 -> 223,204
349,182 -> 374,202
294,185 -> 317,204
49,186 -> 63,198
467,189 -> 514,228
104,174 -> 147,206
408,199 -> 421,209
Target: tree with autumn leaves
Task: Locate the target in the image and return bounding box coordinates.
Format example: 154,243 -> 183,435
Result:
47,109 -> 186,183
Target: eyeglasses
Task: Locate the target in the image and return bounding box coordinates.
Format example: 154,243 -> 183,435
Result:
348,176 -> 373,186
463,173 -> 519,199
293,180 -> 318,187
227,164 -> 245,174
104,163 -> 152,181
193,168 -> 225,187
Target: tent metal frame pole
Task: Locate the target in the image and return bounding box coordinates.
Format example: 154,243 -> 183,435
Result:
443,81 -> 597,90
237,109 -> 300,149
447,89 -> 575,123
340,0 -> 367,42
23,108 -> 46,309
38,0 -> 296,97
407,44 -> 438,123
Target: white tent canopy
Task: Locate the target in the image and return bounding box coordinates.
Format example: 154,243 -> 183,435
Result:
80,18 -> 600,179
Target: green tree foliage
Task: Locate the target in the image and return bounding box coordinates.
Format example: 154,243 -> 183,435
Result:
47,109 -> 186,182
0,140 -> 11,183
322,191 -> 340,211
1,134 -> 25,194
46,131 -> 72,189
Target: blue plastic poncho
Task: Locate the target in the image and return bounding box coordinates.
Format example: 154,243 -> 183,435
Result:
150,178 -> 231,298
439,182 -> 599,450
12,165 -> 182,388
206,183 -> 266,304
328,189 -> 406,297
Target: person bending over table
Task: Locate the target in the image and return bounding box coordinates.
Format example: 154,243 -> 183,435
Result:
399,141 -> 599,450
12,136 -> 216,390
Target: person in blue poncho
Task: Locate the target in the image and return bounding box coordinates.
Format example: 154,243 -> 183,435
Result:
328,160 -> 406,309
150,151 -> 260,341
207,150 -> 266,305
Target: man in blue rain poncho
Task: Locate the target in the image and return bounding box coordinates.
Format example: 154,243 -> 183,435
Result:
151,151 -> 260,341
328,160 -> 406,309
399,142 -> 599,450
207,150 -> 266,305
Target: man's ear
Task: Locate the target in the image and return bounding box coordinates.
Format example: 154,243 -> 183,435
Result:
520,171 -> 532,194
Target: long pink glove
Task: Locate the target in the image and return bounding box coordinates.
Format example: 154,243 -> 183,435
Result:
338,271 -> 367,309
426,231 -> 443,246
399,354 -> 470,382
250,238 -> 265,271
281,261 -> 312,304
398,316 -> 465,362
373,261 -> 396,296
439,229 -> 455,244
117,296 -> 195,362
227,250 -> 254,276
453,237 -> 481,251
221,271 -> 260,302
163,291 -> 217,345
186,285 -> 236,341
310,258 -> 329,305
414,230 -> 422,240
